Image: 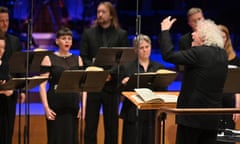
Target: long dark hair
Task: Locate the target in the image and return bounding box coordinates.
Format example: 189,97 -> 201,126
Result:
94,1 -> 120,29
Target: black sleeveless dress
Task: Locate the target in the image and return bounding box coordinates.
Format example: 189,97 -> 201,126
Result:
43,54 -> 80,144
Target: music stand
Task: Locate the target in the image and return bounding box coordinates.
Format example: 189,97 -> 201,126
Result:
8,50 -> 52,144
223,68 -> 240,93
124,70 -> 177,90
56,70 -> 109,93
0,76 -> 48,91
8,50 -> 53,74
93,47 -> 136,144
94,47 -> 136,66
0,76 -> 48,144
55,70 -> 109,144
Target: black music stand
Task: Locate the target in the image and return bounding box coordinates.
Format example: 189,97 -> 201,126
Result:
0,76 -> 48,144
56,70 -> 109,144
93,47 -> 136,144
223,68 -> 240,93
124,71 -> 177,91
8,50 -> 52,144
56,70 -> 109,93
0,76 -> 48,90
8,50 -> 53,74
0,77 -> 48,90
94,47 -> 136,66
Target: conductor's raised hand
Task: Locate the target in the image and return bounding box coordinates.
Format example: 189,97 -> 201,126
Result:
161,16 -> 177,31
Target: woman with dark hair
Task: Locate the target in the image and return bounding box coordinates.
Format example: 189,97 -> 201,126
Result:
39,26 -> 85,144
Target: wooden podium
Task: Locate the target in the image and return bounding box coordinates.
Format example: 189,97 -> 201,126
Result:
122,91 -> 240,144
122,91 -> 179,144
122,91 -> 179,110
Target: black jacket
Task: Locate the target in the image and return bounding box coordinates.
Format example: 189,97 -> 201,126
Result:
159,30 -> 228,130
80,25 -> 129,66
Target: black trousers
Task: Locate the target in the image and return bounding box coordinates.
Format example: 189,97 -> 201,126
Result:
122,109 -> 155,144
176,124 -> 218,144
0,93 -> 17,144
84,90 -> 119,144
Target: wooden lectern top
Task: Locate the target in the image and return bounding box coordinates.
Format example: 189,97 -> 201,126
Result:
122,91 -> 179,110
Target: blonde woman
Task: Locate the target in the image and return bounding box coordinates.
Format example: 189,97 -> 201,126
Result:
219,24 -> 240,125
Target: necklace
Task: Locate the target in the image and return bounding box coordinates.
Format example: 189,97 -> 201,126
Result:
54,51 -> 72,58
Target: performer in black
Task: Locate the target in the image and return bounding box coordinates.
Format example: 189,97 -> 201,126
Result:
80,2 -> 129,144
0,6 -> 25,144
159,16 -> 228,144
39,26 -> 84,144
120,34 -> 165,144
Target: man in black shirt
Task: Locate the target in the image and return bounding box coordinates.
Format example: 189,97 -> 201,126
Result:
0,6 -> 25,144
80,2 -> 129,144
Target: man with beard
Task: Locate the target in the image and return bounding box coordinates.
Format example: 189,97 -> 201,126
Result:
80,1 -> 129,144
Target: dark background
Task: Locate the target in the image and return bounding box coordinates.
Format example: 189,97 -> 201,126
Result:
1,0 -> 240,51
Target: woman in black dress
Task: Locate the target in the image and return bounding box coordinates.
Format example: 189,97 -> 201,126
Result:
218,25 -> 240,144
39,26 -> 84,144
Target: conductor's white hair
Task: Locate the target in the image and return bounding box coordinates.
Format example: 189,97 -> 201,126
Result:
197,19 -> 224,48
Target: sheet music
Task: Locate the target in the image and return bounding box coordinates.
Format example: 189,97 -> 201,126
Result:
131,92 -> 178,103
155,94 -> 178,103
133,88 -> 178,103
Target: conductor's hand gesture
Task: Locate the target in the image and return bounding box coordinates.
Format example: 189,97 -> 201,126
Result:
161,16 -> 177,31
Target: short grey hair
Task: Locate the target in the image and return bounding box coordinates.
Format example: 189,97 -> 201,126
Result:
196,19 -> 224,48
187,7 -> 203,17
133,34 -> 151,48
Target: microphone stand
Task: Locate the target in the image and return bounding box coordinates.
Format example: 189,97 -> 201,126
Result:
23,0 -> 34,143
135,0 -> 142,144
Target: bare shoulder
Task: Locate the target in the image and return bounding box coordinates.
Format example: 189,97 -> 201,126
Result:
78,56 -> 83,66
41,55 -> 51,66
